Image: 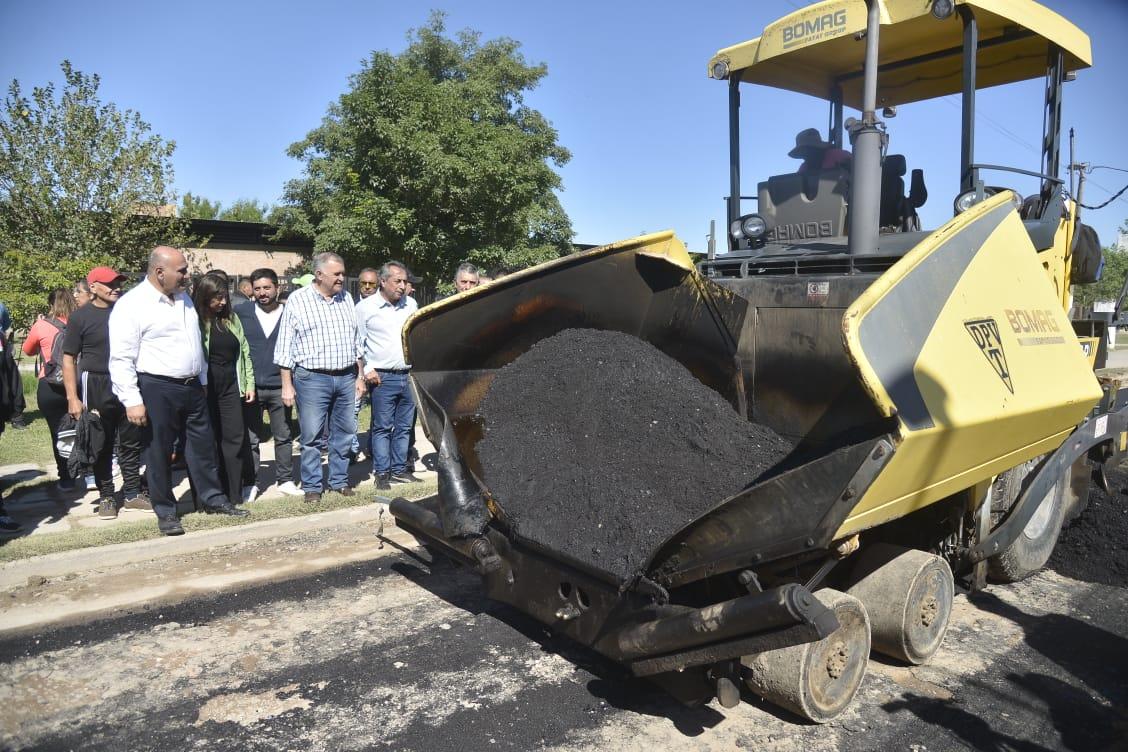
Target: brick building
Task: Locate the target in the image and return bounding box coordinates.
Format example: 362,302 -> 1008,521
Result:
185,219 -> 314,281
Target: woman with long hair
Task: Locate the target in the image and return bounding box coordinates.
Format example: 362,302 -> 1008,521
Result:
193,272 -> 257,505
22,288 -> 77,489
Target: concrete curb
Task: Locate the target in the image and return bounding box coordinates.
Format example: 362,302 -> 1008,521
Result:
0,502 -> 396,589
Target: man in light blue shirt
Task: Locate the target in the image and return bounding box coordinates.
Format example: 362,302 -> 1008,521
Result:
274,252 -> 365,502
356,261 -> 418,490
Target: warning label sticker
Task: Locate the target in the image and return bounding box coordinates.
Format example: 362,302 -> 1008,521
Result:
965,317 -> 1014,394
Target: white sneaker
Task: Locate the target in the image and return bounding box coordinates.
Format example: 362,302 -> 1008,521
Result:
276,481 -> 303,497
241,485 -> 260,504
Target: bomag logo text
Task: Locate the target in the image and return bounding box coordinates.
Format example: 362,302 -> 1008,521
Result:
782,10 -> 847,47
1005,308 -> 1061,334
767,221 -> 835,242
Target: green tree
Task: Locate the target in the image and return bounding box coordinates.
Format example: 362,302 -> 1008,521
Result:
219,198 -> 272,223
1073,221 -> 1128,308
180,191 -> 221,219
0,62 -> 192,329
276,12 -> 573,282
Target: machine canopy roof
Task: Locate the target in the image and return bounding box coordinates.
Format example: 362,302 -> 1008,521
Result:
709,0 -> 1091,108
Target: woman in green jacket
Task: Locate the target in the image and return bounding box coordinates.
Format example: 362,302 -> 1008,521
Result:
194,272 -> 257,505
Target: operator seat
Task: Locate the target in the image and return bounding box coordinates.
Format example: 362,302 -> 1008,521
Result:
879,154 -> 927,232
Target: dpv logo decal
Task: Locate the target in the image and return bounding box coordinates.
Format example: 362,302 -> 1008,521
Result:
965,318 -> 1013,393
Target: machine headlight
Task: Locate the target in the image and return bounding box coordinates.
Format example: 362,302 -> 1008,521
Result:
741,214 -> 767,239
931,0 -> 955,19
711,61 -> 729,80
954,188 -> 1022,214
954,190 -> 980,214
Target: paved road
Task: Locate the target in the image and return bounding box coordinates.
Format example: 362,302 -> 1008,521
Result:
1,519 -> 1125,752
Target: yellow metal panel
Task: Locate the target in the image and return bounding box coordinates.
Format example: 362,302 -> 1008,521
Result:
404,231 -> 691,356
708,0 -> 1091,107
837,192 -> 1101,536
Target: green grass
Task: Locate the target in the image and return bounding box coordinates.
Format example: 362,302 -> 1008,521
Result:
0,479 -> 437,563
0,372 -> 59,470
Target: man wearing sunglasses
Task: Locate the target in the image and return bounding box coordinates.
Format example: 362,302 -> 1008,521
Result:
62,266 -> 147,519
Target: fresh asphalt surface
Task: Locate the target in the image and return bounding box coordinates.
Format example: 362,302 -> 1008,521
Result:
2,526 -> 1125,752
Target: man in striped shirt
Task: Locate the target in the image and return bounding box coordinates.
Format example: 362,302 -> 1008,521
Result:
274,252 -> 365,503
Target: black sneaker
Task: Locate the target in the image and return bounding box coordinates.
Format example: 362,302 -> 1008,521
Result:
0,514 -> 21,534
203,504 -> 250,517
304,491 -> 322,504
332,486 -> 356,497
158,516 -> 184,536
97,497 -> 119,520
375,473 -> 391,491
390,471 -> 420,484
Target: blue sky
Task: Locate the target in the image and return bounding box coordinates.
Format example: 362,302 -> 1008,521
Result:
2,0 -> 1126,251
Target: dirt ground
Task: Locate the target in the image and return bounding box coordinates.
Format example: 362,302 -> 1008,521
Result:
1,504 -> 1125,751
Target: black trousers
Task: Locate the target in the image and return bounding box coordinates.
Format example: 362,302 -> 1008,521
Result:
245,386 -> 295,486
139,374 -> 227,519
206,365 -> 250,502
36,379 -> 71,481
82,372 -> 142,499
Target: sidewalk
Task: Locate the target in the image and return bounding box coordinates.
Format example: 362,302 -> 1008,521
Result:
0,423 -> 437,538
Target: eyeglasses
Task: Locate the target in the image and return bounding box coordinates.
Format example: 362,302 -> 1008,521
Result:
359,281 -> 379,288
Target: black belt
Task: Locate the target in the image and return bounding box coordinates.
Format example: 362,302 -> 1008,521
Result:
140,372 -> 201,386
375,368 -> 411,374
305,365 -> 357,376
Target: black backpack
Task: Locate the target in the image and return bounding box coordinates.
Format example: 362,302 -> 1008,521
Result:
41,318 -> 68,385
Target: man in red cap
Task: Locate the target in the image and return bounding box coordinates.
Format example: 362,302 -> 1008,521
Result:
62,266 -> 148,519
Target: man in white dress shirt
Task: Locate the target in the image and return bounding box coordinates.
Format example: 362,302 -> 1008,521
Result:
356,261 -> 418,491
109,246 -> 249,535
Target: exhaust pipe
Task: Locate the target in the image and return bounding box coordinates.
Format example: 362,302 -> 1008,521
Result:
849,0 -> 884,255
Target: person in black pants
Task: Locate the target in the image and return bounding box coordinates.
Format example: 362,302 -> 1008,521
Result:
108,246 -> 248,536
194,272 -> 256,506
63,268 -> 147,519
235,268 -> 303,496
21,289 -> 76,489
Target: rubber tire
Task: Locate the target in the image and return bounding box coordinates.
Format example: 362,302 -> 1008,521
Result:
846,544 -> 954,665
741,589 -> 870,724
987,457 -> 1068,583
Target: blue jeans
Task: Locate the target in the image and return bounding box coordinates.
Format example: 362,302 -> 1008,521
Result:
351,391 -> 367,456
293,366 -> 356,492
369,372 -> 415,475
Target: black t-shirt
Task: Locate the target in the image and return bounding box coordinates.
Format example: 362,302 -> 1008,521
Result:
62,303 -> 112,374
208,324 -> 239,367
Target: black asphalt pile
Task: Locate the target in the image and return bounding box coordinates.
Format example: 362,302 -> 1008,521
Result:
477,328 -> 793,581
1049,464 -> 1128,587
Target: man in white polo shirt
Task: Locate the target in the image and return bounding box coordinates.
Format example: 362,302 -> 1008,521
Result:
109,246 -> 250,535
356,260 -> 418,490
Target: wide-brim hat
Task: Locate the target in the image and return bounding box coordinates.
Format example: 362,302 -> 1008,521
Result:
788,127 -> 833,158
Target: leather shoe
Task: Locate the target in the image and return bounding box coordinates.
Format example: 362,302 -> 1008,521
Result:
332,486 -> 356,497
375,473 -> 391,491
203,503 -> 250,517
158,517 -> 185,536
305,492 -> 322,504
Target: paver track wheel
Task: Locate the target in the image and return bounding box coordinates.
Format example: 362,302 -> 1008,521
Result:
741,589 -> 870,723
